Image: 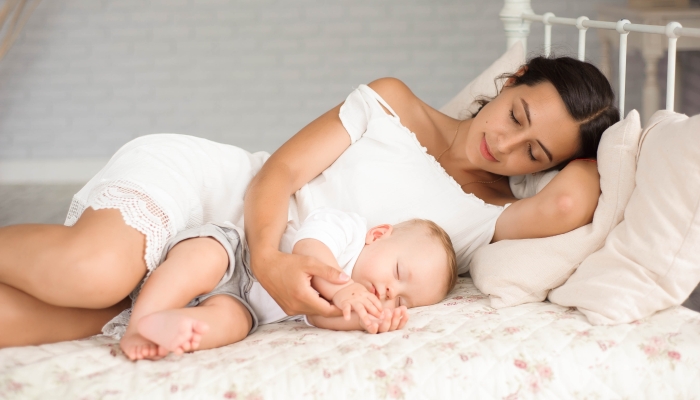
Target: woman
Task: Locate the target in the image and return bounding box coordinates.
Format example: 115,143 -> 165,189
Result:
0,56 -> 618,347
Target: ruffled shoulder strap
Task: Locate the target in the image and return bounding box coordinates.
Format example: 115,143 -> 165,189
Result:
338,84 -> 399,144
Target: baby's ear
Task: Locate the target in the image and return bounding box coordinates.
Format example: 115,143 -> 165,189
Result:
365,224 -> 393,244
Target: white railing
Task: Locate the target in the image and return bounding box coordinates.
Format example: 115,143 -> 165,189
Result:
499,1 -> 700,116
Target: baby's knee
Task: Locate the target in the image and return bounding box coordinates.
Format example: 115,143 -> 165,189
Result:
166,237 -> 230,278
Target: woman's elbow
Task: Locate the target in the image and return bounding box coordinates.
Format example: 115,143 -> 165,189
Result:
545,192 -> 598,231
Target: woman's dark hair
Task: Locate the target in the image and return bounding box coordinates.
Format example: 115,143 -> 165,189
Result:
472,55 -> 620,168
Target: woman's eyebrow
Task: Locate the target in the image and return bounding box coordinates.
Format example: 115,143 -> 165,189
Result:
520,98 -> 531,125
537,139 -> 553,162
520,98 -> 553,161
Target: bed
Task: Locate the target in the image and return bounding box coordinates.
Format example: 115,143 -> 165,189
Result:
2,278 -> 699,399
3,1 -> 700,399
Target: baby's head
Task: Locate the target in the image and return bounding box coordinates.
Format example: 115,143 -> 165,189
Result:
352,219 -> 457,309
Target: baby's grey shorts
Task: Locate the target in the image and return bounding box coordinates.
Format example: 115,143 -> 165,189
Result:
162,222 -> 260,334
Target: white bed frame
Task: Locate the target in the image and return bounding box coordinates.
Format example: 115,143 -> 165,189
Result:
500,0 -> 700,117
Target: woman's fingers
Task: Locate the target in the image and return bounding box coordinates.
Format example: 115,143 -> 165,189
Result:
271,253 -> 343,317
304,258 -> 351,285
292,256 -> 345,317
296,287 -> 342,317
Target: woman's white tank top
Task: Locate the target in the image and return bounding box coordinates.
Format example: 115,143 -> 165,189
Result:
292,85 -> 506,273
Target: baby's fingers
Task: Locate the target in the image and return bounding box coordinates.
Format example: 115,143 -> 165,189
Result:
358,296 -> 382,319
363,319 -> 379,334
352,304 -> 372,327
343,304 -> 352,321
389,308 -> 404,331
376,309 -> 393,333
365,294 -> 384,317
397,307 -> 409,330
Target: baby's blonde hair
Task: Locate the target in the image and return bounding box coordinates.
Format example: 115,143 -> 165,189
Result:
394,219 -> 458,296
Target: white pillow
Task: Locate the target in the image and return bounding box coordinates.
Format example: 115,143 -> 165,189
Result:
439,42 -> 524,119
470,110 -> 643,308
548,111 -> 700,324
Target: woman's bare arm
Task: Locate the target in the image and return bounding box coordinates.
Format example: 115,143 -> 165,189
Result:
244,104 -> 356,318
493,160 -> 601,242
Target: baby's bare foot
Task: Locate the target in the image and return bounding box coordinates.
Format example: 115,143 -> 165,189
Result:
120,330 -> 162,361
137,311 -> 209,355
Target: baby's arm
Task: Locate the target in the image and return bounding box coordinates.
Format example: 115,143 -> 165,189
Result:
307,306 -> 409,334
293,238 -> 382,324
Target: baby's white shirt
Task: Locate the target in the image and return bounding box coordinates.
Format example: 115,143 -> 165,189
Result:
246,207 -> 367,325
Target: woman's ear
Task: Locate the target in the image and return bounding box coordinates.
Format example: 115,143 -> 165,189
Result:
365,224 -> 393,244
504,66 -> 528,87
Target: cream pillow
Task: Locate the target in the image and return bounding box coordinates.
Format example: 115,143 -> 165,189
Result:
469,110 -> 643,308
548,111 -> 700,324
439,42 -> 524,119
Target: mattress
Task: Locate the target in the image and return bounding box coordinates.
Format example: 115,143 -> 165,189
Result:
2,277 -> 699,399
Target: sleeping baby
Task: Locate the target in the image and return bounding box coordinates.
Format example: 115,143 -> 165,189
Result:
118,207 -> 458,360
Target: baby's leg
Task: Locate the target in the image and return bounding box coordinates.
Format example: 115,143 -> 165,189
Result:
138,294 -> 253,355
120,236 -> 229,361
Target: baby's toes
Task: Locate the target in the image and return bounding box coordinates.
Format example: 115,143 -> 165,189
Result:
189,333 -> 203,351
157,345 -> 169,358
179,339 -> 192,353
192,320 -> 209,335
145,344 -> 158,358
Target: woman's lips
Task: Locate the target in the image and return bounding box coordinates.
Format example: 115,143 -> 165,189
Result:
480,137 -> 498,162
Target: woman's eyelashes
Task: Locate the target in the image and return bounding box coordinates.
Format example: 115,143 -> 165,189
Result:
509,109 -> 520,125
527,143 -> 537,161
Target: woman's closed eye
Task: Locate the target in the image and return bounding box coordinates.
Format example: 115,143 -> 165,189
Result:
509,109 -> 520,125
527,143 -> 537,162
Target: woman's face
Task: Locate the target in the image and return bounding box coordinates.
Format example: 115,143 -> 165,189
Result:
463,81 -> 580,176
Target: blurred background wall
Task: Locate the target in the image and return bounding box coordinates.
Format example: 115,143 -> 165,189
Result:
0,0 -> 660,183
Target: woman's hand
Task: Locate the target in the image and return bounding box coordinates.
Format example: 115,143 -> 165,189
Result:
251,250 -> 348,317
244,102 -> 354,318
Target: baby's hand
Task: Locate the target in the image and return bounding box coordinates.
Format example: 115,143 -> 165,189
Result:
332,282 -> 383,326
377,306 -> 409,333
361,306 -> 409,334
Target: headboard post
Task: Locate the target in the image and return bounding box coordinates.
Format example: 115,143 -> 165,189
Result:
500,0 -> 533,52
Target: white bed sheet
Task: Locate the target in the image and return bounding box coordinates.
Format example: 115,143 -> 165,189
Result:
2,277 -> 699,399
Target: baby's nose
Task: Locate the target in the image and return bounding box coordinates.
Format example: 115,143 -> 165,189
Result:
385,287 -> 394,299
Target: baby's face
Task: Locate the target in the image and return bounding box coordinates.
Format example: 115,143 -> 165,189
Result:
351,225 -> 449,309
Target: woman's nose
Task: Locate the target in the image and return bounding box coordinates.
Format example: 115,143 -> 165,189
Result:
496,132 -> 523,154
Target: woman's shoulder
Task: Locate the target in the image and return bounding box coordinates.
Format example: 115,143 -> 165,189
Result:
366,78 -> 422,116
366,78 -> 451,135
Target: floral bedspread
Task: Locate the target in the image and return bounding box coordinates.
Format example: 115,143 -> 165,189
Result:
2,278 -> 700,400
